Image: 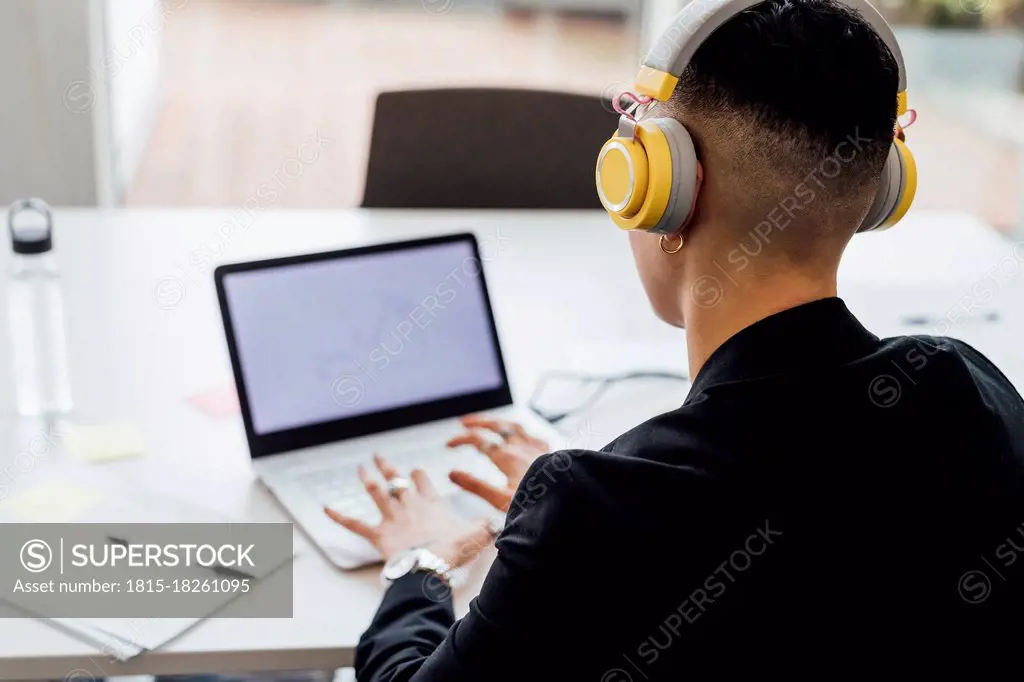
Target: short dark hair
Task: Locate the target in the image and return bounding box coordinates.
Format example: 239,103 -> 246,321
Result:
665,0 -> 900,231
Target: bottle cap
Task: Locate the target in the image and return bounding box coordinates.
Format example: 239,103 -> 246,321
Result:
8,198 -> 54,255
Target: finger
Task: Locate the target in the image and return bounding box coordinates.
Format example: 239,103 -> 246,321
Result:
447,432 -> 505,464
410,468 -> 438,500
460,415 -> 511,432
460,416 -> 524,441
447,432 -> 511,471
526,437 -> 551,453
447,431 -> 490,450
324,506 -> 376,540
374,454 -> 401,481
359,464 -> 395,517
449,470 -> 511,512
461,416 -> 548,450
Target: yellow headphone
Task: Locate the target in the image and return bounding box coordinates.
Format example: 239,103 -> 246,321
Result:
596,0 -> 918,235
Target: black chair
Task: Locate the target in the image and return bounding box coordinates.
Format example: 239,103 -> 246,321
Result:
361,88 -> 618,209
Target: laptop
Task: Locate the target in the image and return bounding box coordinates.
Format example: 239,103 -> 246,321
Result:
214,233 -> 564,569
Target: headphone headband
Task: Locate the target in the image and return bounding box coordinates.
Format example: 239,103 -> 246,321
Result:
598,0 -> 917,235
637,0 -> 907,111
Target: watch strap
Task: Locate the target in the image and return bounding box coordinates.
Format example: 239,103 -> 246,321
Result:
413,549 -> 456,587
383,548 -> 458,589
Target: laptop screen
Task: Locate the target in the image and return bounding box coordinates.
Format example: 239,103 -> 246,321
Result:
217,235 -> 512,455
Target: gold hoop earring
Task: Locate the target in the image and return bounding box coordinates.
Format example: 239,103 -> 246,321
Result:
660,234 -> 684,254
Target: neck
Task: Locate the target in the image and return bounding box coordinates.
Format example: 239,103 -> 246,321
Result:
682,270 -> 839,379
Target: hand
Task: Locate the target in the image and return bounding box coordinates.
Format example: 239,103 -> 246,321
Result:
446,415 -> 551,512
324,455 -> 493,568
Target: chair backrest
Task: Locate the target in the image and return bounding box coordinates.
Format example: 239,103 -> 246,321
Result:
361,88 -> 618,209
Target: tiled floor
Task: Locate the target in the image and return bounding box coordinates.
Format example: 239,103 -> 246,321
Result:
128,0 -> 1021,233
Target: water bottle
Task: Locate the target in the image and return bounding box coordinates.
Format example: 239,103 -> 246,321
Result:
7,198 -> 73,416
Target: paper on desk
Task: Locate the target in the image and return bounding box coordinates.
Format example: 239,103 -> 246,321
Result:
65,422 -> 146,462
65,559 -> 295,652
0,604 -> 146,661
0,479 -> 103,522
0,476 -> 296,659
73,617 -> 201,656
187,384 -> 240,418
47,618 -> 147,660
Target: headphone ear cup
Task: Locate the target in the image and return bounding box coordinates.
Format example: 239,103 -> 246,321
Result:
858,139 -> 917,233
880,138 -> 917,230
596,118 -> 697,233
858,143 -> 900,233
645,118 -> 698,235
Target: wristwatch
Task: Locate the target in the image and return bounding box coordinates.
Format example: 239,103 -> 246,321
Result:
486,514 -> 506,539
381,548 -> 457,588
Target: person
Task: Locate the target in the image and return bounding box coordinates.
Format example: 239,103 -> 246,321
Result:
325,0 -> 1024,677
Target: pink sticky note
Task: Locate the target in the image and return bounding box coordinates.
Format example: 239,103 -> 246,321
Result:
188,385 -> 240,418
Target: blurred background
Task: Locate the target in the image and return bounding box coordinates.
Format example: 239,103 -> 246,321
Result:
0,0 -> 1021,233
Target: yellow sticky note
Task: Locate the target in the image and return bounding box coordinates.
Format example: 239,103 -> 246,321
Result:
1,480 -> 103,522
65,422 -> 146,463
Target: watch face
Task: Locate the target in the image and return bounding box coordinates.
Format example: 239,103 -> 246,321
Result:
382,551 -> 418,582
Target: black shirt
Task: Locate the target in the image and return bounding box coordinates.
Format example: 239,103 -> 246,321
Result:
356,298 -> 1024,678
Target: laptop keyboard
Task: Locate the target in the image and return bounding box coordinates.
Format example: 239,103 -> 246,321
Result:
289,445 -> 503,524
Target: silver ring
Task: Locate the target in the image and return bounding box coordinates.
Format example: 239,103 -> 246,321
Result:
498,429 -> 515,443
386,477 -> 413,499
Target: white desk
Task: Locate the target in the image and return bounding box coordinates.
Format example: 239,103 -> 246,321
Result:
0,208 -> 1019,680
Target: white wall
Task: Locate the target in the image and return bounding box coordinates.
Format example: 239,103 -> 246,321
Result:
642,0 -> 686,54
0,0 -> 169,208
0,0 -> 111,206
102,0 -> 167,203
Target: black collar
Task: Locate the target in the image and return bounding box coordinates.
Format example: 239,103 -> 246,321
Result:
687,297 -> 879,399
